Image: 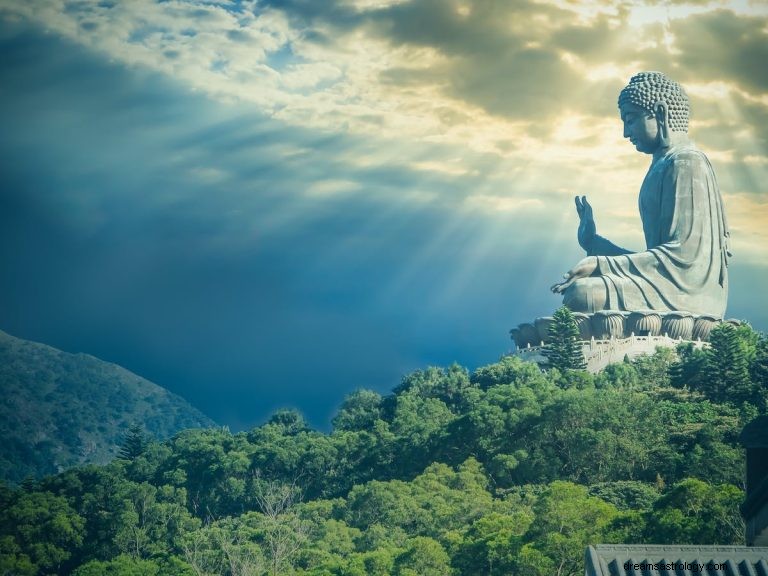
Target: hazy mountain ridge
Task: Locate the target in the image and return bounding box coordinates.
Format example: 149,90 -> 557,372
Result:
0,329 -> 215,483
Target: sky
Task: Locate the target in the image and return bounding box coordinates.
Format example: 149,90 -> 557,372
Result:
0,0 -> 766,430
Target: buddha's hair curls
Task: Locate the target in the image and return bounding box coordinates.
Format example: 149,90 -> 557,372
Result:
618,71 -> 690,133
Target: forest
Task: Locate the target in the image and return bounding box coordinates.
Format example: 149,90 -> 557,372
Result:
1,320 -> 766,576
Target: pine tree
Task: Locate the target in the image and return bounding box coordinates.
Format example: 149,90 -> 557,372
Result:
544,307 -> 587,372
20,476 -> 37,493
670,342 -> 707,390
750,336 -> 768,409
705,323 -> 753,404
118,423 -> 147,460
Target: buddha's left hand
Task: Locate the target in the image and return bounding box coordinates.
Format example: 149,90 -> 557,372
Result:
551,257 -> 598,294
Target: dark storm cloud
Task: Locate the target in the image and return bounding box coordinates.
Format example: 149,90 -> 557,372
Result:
684,88 -> 767,198
449,48 -> 581,120
361,0 -> 590,120
260,0 -> 766,140
733,93 -> 768,153
549,8 -> 633,61
669,9 -> 768,93
260,0 -> 593,120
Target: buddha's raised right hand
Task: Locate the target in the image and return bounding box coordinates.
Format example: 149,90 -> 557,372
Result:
576,195 -> 596,253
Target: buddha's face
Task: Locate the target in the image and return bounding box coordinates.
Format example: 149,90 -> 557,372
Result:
620,102 -> 659,154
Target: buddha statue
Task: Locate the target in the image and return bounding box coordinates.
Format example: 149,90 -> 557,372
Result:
551,72 -> 731,318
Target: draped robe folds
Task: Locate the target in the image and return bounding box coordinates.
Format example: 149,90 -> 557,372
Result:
566,143 -> 730,318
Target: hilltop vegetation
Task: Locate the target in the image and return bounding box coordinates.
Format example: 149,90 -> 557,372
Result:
0,330 -> 215,483
0,323 -> 766,575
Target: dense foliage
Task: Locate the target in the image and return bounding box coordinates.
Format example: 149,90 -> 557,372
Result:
1,324 -> 766,575
0,330 -> 215,483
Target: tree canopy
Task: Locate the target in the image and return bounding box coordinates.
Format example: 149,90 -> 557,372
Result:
1,324 -> 765,575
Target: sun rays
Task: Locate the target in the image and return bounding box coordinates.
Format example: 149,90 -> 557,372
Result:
1,0 -> 765,313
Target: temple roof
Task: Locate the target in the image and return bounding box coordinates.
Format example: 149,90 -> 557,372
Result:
585,544 -> 768,576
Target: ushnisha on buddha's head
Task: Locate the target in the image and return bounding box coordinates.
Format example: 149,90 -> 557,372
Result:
618,71 -> 690,156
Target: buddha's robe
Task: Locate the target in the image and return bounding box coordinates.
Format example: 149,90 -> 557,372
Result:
564,143 -> 730,317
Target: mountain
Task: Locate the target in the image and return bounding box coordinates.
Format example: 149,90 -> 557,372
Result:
0,329 -> 215,483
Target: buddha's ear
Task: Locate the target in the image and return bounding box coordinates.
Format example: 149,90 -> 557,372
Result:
653,100 -> 670,144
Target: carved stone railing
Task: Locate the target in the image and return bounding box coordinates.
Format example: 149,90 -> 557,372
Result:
510,310 -> 739,349
509,311 -> 740,373
513,333 -> 708,373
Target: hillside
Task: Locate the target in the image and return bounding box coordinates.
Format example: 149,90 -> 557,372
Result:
0,322 -> 766,575
0,329 -> 215,483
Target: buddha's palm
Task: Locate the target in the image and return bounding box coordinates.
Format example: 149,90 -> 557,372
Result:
576,196 -> 596,253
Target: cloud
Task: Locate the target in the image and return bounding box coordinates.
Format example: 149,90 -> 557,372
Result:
2,1 -> 764,252
463,195 -> 545,214
668,8 -> 768,94
2,0 -> 765,158
724,193 -> 768,262
2,1 -> 768,428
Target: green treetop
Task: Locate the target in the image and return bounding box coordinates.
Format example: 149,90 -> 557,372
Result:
544,307 -> 587,372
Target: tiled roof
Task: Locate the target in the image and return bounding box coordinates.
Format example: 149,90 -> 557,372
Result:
585,544 -> 768,576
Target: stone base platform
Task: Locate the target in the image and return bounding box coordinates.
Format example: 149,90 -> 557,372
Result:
509,310 -> 741,373
515,333 -> 705,373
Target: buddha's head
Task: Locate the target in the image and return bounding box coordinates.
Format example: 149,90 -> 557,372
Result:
618,72 -> 690,154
